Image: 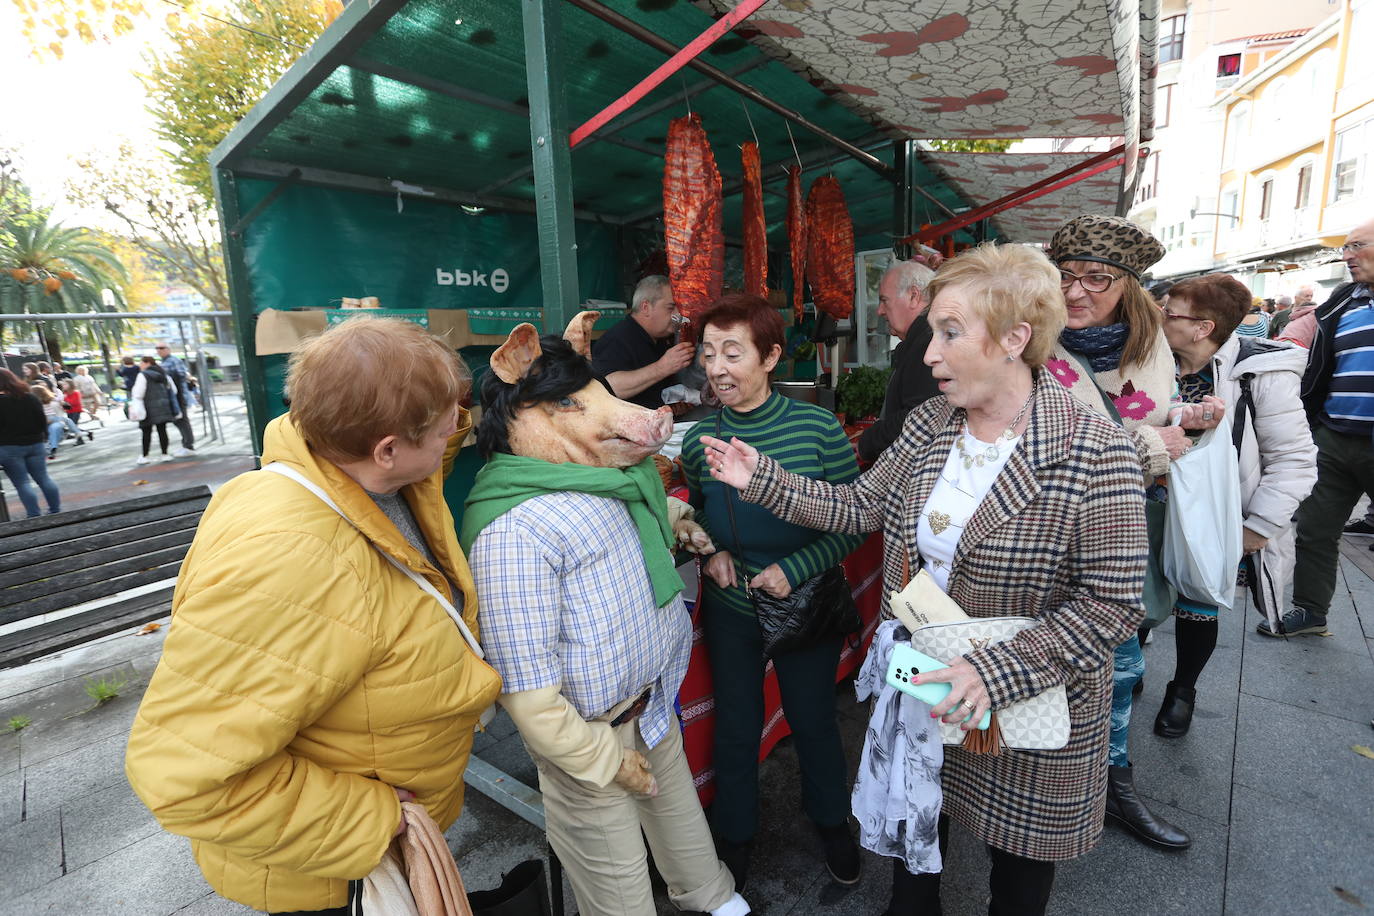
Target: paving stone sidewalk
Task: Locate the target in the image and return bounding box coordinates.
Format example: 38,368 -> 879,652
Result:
2,474 -> 1371,912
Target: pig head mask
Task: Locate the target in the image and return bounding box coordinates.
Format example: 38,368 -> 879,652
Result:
476,311 -> 674,467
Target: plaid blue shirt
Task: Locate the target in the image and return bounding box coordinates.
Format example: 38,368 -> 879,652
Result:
470,491 -> 691,749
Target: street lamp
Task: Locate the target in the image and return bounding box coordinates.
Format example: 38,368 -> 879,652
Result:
1189,209 -> 1239,224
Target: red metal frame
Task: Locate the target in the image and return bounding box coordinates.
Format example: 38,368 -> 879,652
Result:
569,0 -> 768,148
902,145 -> 1127,246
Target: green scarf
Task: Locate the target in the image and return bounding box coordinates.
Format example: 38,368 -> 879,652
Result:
460,452 -> 683,608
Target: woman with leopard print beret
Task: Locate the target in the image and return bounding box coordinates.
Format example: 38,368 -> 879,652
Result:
1045,214 -> 1221,852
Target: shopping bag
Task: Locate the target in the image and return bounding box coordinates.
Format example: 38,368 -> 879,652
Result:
1161,427 -> 1243,608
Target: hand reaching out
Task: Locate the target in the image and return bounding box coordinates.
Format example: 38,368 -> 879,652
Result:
698,435 -> 760,491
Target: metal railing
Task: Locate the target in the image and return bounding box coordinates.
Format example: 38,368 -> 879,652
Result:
0,311 -> 233,446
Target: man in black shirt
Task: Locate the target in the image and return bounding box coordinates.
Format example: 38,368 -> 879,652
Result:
857,258 -> 939,463
592,275 -> 694,410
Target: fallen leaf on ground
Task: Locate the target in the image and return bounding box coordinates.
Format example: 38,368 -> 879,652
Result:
133,479 -> 150,485
1353,745 -> 1374,760
1333,886 -> 1363,906
138,622 -> 162,635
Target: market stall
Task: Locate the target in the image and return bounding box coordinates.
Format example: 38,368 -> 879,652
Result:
213,0 -> 1158,814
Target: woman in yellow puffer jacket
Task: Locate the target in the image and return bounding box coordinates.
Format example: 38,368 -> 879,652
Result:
126,318 -> 502,915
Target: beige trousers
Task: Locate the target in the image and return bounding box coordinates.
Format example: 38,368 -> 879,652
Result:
529,718 -> 735,915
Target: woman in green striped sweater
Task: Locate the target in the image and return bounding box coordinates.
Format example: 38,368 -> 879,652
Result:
680,294 -> 864,890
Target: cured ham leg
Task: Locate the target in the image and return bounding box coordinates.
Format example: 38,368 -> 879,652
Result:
741,141 -> 767,299
804,175 -> 855,320
787,164 -> 806,323
663,113 -> 723,339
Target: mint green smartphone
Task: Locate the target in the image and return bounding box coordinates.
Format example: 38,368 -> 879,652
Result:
885,644 -> 991,730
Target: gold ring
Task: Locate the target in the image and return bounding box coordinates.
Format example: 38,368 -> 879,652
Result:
958,699 -> 975,711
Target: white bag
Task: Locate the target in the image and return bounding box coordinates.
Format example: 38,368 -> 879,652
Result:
909,616 -> 1071,751
127,399 -> 146,423
1161,426 -> 1243,608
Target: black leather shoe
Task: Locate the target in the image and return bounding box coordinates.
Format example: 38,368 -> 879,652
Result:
1105,765 -> 1191,849
1154,681 -> 1196,738
717,837 -> 752,892
818,822 -> 861,885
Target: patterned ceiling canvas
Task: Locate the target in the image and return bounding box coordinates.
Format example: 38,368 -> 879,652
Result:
691,0 -> 1157,190
922,152 -> 1125,244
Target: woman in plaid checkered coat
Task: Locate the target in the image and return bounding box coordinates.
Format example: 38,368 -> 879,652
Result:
701,244 -> 1148,915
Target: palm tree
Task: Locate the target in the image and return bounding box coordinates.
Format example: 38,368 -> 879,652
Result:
0,208 -> 129,362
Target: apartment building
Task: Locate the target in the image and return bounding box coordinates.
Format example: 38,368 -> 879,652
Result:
1127,0 -> 1339,284
1210,2 -> 1374,296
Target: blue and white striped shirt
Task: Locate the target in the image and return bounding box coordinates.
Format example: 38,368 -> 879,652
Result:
1323,284 -> 1374,435
470,491 -> 691,749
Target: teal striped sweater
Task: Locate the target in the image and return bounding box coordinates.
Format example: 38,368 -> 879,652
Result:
681,392 -> 863,615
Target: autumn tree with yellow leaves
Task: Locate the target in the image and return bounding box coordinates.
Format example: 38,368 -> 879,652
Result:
23,0 -> 341,310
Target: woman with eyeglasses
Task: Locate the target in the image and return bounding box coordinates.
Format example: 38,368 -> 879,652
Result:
1043,215 -> 1215,852
1156,274 -> 1315,735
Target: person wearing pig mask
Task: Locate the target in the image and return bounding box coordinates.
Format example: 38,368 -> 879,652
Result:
461,313 -> 749,916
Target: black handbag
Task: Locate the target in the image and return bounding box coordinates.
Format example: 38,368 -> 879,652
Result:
715,416 -> 860,658
468,858 -> 554,916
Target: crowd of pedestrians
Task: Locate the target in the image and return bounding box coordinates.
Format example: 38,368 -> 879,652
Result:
0,343 -> 205,518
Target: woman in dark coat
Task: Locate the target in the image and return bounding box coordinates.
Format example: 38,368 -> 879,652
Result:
0,368 -> 62,516
130,357 -> 181,465
701,243 -> 1147,915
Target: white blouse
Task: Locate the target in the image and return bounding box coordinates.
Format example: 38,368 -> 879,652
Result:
916,428 -> 1021,592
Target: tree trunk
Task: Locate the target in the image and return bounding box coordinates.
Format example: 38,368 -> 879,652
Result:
41,329 -> 63,367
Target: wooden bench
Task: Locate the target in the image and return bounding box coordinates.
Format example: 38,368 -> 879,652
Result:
0,486 -> 211,669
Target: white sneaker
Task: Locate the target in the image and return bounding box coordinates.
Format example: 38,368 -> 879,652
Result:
171,447 -> 194,458
135,455 -> 151,465
710,893 -> 750,916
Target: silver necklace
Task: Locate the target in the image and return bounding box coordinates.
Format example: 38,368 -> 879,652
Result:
953,385 -> 1034,471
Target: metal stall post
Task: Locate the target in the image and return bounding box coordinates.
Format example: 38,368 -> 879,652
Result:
189,319 -> 222,443
94,320 -> 117,393
892,140 -> 915,261
522,0 -> 581,335
214,168 -> 271,457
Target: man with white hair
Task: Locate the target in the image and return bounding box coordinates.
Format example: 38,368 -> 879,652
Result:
1268,293 -> 1295,339
592,275 -> 695,410
1278,284 -> 1321,347
1263,220 -> 1374,636
856,258 -> 940,462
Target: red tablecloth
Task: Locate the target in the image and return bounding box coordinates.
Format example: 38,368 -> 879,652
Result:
677,531 -> 885,805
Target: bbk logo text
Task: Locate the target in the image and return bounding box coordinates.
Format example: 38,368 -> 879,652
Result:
436,267 -> 510,294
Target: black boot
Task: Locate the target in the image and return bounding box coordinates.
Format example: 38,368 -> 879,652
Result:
817,822 -> 860,886
886,856 -> 942,916
717,837 -> 753,892
1154,681 -> 1196,738
1105,765 -> 1190,849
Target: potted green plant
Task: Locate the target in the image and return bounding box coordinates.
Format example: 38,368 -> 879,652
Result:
835,366 -> 892,424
